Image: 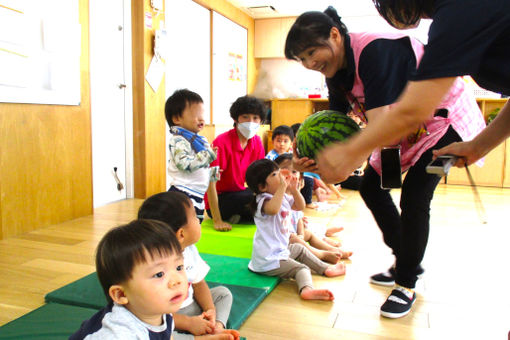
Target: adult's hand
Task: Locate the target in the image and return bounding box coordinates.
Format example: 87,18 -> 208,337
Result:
432,141 -> 481,167
316,141 -> 371,183
292,141 -> 318,172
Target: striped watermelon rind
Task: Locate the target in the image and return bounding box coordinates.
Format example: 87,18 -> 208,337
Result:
296,110 -> 360,160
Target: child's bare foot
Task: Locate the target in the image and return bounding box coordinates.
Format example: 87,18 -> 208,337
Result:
300,287 -> 335,301
316,250 -> 341,264
316,188 -> 328,202
306,202 -> 318,209
325,226 -> 344,237
339,249 -> 353,259
323,237 -> 342,247
324,262 -> 347,277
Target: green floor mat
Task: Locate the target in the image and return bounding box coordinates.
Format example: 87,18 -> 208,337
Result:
0,303 -> 97,340
196,220 -> 256,258
206,282 -> 267,330
45,255 -> 279,310
202,253 -> 280,291
45,272 -> 106,309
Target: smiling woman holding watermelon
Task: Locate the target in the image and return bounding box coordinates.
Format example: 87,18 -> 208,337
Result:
285,7 -> 486,318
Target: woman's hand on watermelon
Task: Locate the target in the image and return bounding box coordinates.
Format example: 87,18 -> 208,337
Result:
292,142 -> 318,172
316,142 -> 368,183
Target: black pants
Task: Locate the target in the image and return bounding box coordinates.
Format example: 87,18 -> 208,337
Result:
300,176 -> 315,204
206,188 -> 254,223
359,126 -> 461,288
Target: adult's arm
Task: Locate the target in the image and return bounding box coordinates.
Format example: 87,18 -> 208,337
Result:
434,100 -> 510,166
206,181 -> 232,231
316,77 -> 456,183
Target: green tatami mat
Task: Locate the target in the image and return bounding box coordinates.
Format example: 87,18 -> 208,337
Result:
202,253 -> 280,291
45,272 -> 106,310
208,282 -> 267,330
197,219 -> 256,258
0,303 -> 97,340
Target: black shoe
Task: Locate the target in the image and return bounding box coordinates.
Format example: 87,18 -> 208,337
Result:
380,287 -> 416,318
370,266 -> 425,287
370,268 -> 396,286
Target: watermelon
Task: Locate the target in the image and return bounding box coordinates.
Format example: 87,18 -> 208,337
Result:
296,110 -> 360,160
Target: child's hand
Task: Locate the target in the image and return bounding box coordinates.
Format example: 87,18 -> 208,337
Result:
202,309 -> 217,330
301,216 -> 309,227
189,315 -> 215,335
278,171 -> 289,190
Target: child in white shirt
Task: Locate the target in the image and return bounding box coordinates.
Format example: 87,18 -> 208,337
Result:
245,159 -> 346,301
139,191 -> 239,340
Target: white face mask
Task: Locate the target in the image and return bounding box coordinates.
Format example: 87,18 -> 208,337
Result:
237,122 -> 260,140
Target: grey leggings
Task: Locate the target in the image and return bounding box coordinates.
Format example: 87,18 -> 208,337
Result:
173,286 -> 233,340
261,243 -> 329,293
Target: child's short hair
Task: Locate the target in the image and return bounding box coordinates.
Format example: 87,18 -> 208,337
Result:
245,159 -> 279,195
96,219 -> 181,304
137,191 -> 192,233
272,125 -> 294,141
290,123 -> 301,137
229,95 -> 267,123
274,153 -> 293,167
165,89 -> 203,127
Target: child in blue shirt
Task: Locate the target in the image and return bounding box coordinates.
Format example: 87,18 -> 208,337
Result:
265,125 -> 293,161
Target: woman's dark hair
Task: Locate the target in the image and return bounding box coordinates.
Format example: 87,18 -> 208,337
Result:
137,191 -> 192,233
96,219 -> 181,304
285,6 -> 348,61
372,0 -> 434,28
272,125 -> 294,141
165,89 -> 203,127
229,95 -> 267,123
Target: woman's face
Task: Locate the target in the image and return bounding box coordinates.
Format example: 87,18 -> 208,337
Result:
296,28 -> 344,78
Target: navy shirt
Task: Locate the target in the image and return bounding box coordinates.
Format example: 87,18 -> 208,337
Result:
327,34 -> 418,113
412,0 -> 510,95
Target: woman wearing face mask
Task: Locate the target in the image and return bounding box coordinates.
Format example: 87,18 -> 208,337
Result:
285,7 -> 485,318
205,95 -> 267,231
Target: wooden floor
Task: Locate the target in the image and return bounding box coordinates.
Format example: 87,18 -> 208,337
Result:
1,185 -> 509,339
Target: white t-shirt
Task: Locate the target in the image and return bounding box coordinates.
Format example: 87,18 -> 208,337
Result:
248,192 -> 294,272
180,245 -> 210,308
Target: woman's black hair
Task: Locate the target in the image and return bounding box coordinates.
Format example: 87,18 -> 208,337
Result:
137,191 -> 192,233
285,6 -> 348,61
245,159 -> 280,214
229,95 -> 267,123
372,0 -> 434,28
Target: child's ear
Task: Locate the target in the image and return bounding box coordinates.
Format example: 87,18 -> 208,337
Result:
176,227 -> 186,243
109,285 -> 129,305
258,182 -> 266,193
172,115 -> 181,126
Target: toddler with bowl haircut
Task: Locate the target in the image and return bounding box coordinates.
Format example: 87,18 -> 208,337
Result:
70,219 -> 187,340
138,191 -> 239,340
265,124 -> 294,161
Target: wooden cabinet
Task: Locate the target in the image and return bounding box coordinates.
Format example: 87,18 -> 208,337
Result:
270,98 -> 329,129
254,17 -> 296,58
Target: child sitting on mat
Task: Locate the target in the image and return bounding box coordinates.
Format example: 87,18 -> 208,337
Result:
245,159 -> 346,301
274,154 -> 352,263
69,219 -> 188,340
138,191 -> 238,340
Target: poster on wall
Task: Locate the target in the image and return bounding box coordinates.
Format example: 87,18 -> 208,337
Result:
0,0 -> 81,105
212,12 -> 247,125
